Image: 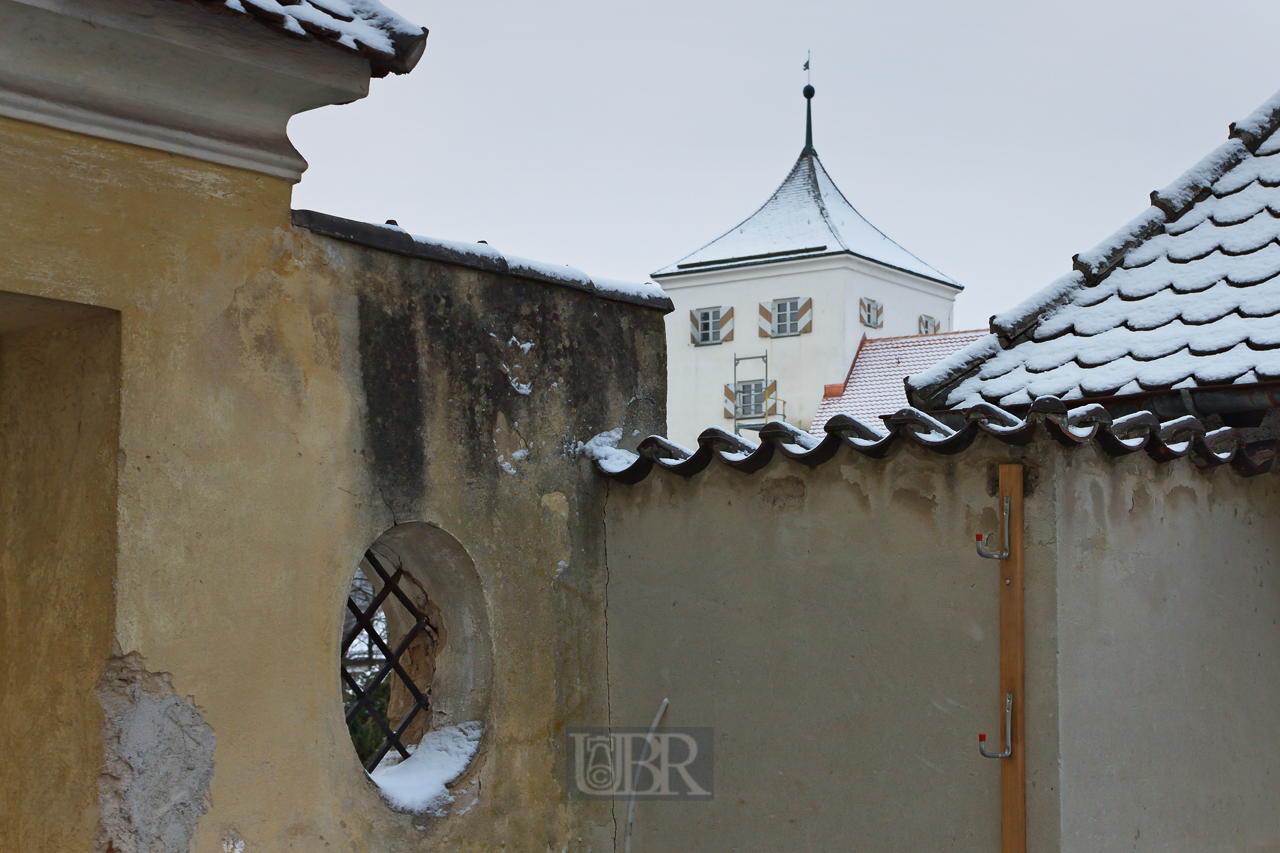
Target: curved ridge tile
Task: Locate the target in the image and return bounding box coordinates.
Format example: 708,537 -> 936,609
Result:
966,403 -> 1038,445
1145,415 -> 1206,461
1192,426 -> 1242,469
883,408 -> 978,455
1232,440 -> 1278,476
758,422 -> 844,467
637,435 -> 714,478
592,402 -> 1269,483
822,414 -> 899,459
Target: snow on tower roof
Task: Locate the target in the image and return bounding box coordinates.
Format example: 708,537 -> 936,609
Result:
192,0 -> 428,76
908,87 -> 1280,411
652,88 -> 959,288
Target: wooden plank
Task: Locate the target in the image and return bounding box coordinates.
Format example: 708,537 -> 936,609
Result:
998,463 -> 1026,853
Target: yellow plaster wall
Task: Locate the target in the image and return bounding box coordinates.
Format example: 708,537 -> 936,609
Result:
0,114 -> 372,852
0,114 -> 666,851
0,305 -> 120,853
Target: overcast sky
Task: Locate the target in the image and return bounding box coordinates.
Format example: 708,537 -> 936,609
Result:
290,0 -> 1280,330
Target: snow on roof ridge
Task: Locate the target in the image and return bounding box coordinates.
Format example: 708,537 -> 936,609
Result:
1150,138 -> 1250,218
906,333 -> 1001,395
988,271 -> 1087,345
1071,207 -> 1168,282
1013,89 -> 1280,325
808,156 -> 848,255
906,87 -> 1280,409
808,155 -> 958,286
1230,88 -> 1280,148
653,153 -> 835,275
1021,88 -> 1280,311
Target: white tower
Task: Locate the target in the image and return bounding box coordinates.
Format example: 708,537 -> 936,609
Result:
654,85 -> 962,443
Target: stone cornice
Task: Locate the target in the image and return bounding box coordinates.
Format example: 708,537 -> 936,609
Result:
0,0 -> 373,181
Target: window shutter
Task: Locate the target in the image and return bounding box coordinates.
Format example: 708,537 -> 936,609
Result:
798,298 -> 813,334
720,306 -> 735,342
765,380 -> 777,415
689,310 -> 699,344
918,314 -> 940,335
758,302 -> 772,337
859,298 -> 884,329
723,384 -> 736,418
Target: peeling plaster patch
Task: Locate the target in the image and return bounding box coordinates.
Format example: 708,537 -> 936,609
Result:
96,653 -> 216,853
760,476 -> 807,513
1129,484 -> 1154,519
838,466 -> 872,512
891,486 -> 937,520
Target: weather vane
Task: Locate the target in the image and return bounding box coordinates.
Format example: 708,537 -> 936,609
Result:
803,50 -> 810,84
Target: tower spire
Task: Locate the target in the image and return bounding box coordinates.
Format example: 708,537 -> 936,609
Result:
802,51 -> 815,155
802,81 -> 815,155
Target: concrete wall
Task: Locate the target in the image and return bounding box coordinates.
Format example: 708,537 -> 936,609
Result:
660,255 -> 959,444
0,113 -> 666,852
0,296 -> 120,852
1054,458 -> 1280,852
603,437 -> 1280,852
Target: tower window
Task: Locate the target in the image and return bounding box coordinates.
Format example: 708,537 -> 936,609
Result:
697,307 -> 722,344
773,299 -> 800,336
736,379 -> 765,417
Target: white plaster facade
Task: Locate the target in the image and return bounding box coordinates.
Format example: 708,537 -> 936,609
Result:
660,255 -> 959,442
654,91 -> 961,443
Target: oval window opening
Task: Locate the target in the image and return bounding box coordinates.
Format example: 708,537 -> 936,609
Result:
341,534 -> 489,815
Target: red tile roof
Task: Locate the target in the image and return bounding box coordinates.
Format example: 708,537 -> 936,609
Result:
811,330 -> 986,433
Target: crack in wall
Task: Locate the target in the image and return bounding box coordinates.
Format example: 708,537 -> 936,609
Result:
601,479 -> 619,852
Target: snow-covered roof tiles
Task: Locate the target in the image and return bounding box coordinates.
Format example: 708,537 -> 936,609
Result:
908,88 -> 1280,410
195,0 -> 427,76
811,331 -> 987,434
587,397 -> 1277,484
652,95 -> 958,286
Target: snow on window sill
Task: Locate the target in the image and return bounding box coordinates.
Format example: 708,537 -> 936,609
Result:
368,722 -> 483,815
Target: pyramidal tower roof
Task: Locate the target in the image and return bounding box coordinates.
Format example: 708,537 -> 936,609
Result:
653,86 -> 959,287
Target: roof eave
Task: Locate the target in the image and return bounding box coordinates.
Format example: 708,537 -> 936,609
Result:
653,248 -> 962,289
963,380 -> 1280,422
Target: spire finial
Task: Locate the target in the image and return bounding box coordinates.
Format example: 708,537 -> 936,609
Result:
802,52 -> 815,155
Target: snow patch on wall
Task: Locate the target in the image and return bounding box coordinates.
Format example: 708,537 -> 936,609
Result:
576,428 -> 639,474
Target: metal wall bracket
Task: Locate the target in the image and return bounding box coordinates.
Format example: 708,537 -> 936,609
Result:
978,692 -> 1014,759
976,496 -> 1011,560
